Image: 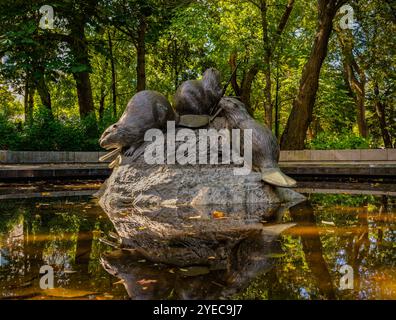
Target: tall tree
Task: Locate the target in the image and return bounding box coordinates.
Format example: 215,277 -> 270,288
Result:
0,2 -> 55,118
58,0 -> 99,119
105,0 -> 191,93
374,83 -> 393,148
244,0 -> 295,129
229,53 -> 258,116
281,0 -> 347,150
107,30 -> 118,116
337,29 -> 368,138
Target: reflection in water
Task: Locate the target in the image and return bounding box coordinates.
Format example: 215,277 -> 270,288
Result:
0,194 -> 395,300
289,201 -> 335,299
100,227 -> 288,300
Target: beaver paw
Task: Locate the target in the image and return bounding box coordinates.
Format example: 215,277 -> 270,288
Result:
124,146 -> 136,157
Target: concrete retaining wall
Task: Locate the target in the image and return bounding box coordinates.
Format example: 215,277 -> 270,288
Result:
279,149 -> 396,162
0,150 -> 108,164
0,149 -> 395,164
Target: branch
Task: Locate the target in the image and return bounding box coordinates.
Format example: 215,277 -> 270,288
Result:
273,0 -> 295,49
245,0 -> 261,10
228,53 -> 241,95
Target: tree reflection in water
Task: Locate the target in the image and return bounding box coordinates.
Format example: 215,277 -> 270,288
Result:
0,194 -> 395,300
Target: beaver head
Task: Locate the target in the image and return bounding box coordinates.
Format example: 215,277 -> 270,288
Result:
202,68 -> 222,92
202,68 -> 223,106
99,122 -> 140,150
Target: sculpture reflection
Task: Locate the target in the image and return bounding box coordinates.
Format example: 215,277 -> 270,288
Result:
100,221 -> 292,300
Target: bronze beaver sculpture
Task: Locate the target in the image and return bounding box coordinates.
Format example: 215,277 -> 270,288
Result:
99,90 -> 176,168
100,79 -> 225,168
173,68 -> 223,126
218,97 -> 296,188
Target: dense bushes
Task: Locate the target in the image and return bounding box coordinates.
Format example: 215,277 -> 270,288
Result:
308,131 -> 371,150
0,108 -> 116,151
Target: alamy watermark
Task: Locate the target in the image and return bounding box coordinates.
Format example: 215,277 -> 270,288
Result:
339,4 -> 355,30
39,5 -> 55,30
143,121 -> 252,176
339,264 -> 354,290
39,265 -> 54,289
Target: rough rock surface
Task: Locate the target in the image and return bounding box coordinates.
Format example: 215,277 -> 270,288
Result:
98,161 -> 304,208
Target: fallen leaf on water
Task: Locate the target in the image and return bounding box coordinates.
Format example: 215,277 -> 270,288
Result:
178,266 -> 210,277
212,211 -> 225,219
63,269 -> 77,274
137,279 -> 157,285
188,215 -> 201,220
321,220 -> 335,226
20,281 -> 32,288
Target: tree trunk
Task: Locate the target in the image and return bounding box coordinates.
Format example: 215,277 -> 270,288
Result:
337,29 -> 367,138
24,76 -> 33,124
73,72 -> 95,118
70,23 -> 96,119
135,18 -> 147,92
98,89 -> 106,121
108,30 -> 117,117
355,91 -> 367,138
229,53 -> 242,97
75,230 -> 93,274
280,0 -> 345,150
35,74 -> 52,117
260,0 -> 273,129
240,66 -> 259,116
228,53 -> 258,116
374,83 -> 393,148
274,62 -> 280,139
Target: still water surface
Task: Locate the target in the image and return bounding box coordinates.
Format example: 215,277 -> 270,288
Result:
0,190 -> 395,300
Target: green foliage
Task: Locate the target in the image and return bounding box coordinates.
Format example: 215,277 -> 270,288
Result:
308,131 -> 370,150
308,193 -> 376,207
0,108 -> 116,151
0,0 -> 394,151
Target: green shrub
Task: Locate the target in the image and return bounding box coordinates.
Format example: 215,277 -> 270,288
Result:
308,131 -> 370,150
0,107 -> 117,151
0,113 -> 22,150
